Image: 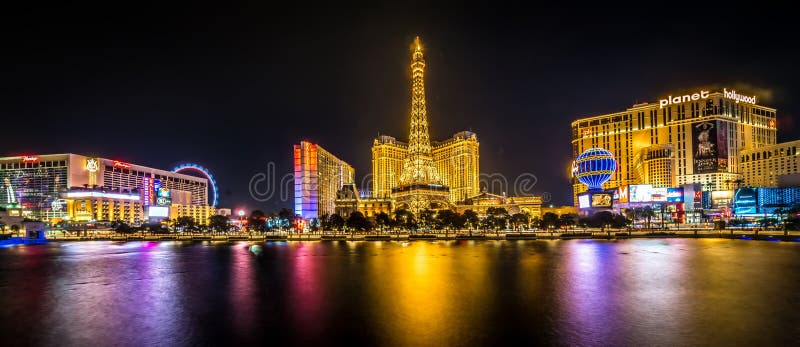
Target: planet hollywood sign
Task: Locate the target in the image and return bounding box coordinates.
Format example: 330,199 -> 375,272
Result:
658,88 -> 756,109
723,88 -> 756,105
659,90 -> 710,109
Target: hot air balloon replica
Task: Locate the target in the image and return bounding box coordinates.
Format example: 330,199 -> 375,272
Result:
573,148 -> 617,212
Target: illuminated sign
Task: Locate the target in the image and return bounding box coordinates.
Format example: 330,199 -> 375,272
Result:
113,160 -> 131,169
21,156 -> 39,163
591,193 -> 612,208
148,206 -> 169,218
666,188 -> 684,202
64,191 -> 140,200
651,187 -> 668,202
723,88 -> 756,105
629,184 -> 653,203
734,188 -> 757,214
9,210 -> 21,216
85,159 -> 99,173
155,187 -> 171,206
51,199 -> 65,211
578,195 -> 590,209
692,121 -> 728,174
142,177 -> 153,206
617,185 -> 629,203
659,90 -> 709,109
155,197 -> 172,206
711,190 -> 732,200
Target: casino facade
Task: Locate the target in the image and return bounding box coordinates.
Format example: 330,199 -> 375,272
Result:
571,87 -> 777,212
0,153 -> 215,226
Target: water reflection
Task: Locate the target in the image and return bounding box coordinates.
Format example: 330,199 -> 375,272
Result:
0,239 -> 798,346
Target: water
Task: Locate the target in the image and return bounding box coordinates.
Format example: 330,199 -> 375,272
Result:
1,239 -> 799,346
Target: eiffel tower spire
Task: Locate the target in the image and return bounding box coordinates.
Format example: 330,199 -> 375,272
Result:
400,36 -> 441,185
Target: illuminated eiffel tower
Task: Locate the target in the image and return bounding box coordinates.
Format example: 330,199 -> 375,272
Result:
393,36 -> 450,214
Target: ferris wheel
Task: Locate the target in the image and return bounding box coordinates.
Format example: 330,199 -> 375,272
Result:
172,163 -> 219,207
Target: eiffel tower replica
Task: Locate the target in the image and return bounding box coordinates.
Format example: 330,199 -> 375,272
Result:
391,37 -> 451,215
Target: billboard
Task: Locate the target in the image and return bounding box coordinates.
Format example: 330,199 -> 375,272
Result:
692,120 -> 729,174
578,194 -> 590,209
629,184 -> 653,202
591,193 -> 613,207
734,188 -> 757,214
651,187 -> 668,202
616,185 -> 629,203
155,187 -> 172,206
148,206 -> 169,218
666,188 -> 684,202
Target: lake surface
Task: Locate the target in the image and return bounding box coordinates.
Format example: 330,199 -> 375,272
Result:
1,239 -> 799,346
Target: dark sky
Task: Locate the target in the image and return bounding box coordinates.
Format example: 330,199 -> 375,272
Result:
2,4 -> 798,212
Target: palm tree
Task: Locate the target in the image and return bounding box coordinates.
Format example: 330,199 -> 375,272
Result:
559,213 -> 578,233
541,212 -> 558,234
486,207 -> 509,237
511,213 -> 529,232
419,209 -> 436,233
462,209 -> 479,236
635,206 -> 655,230
375,212 -> 391,232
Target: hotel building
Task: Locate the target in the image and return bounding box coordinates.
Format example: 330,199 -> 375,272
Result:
454,189 -> 543,219
0,153 -> 214,224
334,183 -> 393,218
739,140 -> 800,188
371,131 -> 480,203
293,141 -> 355,220
571,88 -> 777,205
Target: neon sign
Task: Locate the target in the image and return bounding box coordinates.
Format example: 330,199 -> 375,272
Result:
172,163 -> 219,207
723,88 -> 756,105
659,90 -> 710,109
65,191 -> 140,200
85,159 -> 99,173
21,156 -> 39,163
142,177 -> 153,206
113,160 -> 131,169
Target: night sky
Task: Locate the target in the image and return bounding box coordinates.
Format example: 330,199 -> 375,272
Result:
2,4 -> 798,212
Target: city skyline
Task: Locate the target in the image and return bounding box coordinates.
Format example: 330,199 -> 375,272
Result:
2,4 -> 799,212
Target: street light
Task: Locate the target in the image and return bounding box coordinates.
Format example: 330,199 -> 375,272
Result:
237,210 -> 245,231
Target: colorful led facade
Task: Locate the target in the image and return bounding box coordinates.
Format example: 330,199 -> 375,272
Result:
571,88 -> 777,205
293,141 -> 355,219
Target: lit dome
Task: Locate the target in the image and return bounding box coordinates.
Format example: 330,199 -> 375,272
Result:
572,147 -> 616,191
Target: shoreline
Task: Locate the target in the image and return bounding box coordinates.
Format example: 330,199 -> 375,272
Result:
40,230 -> 800,243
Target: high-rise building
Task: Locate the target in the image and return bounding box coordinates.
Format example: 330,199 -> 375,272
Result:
433,131 -> 480,202
372,135 -> 407,199
739,140 -> 800,188
0,153 -> 213,224
293,141 -> 355,220
571,88 -> 777,205
372,131 -> 480,203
